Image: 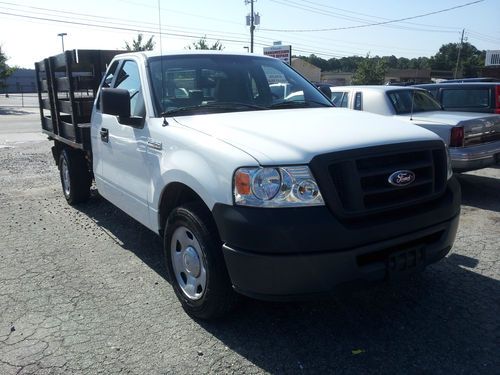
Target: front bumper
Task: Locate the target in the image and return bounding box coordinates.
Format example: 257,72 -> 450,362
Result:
212,178 -> 461,300
450,140 -> 500,172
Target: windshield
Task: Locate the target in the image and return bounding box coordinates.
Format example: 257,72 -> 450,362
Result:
387,89 -> 442,114
148,54 -> 332,116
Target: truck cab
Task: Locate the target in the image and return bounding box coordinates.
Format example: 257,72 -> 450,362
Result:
36,50 -> 461,319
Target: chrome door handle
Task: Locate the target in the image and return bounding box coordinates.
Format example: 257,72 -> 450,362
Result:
100,128 -> 109,143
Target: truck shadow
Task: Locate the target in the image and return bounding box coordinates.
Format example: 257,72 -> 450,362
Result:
455,172 -> 500,212
76,192 -> 167,280
74,194 -> 498,374
198,261 -> 498,374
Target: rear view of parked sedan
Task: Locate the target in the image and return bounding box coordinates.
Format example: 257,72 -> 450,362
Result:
329,86 -> 500,172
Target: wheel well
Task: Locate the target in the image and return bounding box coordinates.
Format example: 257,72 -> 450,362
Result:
158,182 -> 211,236
51,142 -> 92,177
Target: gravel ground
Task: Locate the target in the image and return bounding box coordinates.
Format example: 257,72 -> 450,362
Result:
0,111 -> 499,374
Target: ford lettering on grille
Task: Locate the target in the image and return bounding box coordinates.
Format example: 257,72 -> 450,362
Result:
388,170 -> 416,187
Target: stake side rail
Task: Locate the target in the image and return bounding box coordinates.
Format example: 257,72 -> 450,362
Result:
34,49 -> 125,150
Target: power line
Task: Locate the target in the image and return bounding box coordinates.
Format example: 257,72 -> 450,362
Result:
0,10 -> 257,46
0,8 -> 352,59
0,3 -> 490,62
0,4 -> 267,45
0,1 -> 341,57
269,0 -> 457,33
260,0 -> 484,32
294,0 -> 462,31
267,0 -> 458,34
0,2 -> 251,41
0,6 -> 388,59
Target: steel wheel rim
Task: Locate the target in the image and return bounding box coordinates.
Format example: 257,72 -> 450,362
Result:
61,157 -> 70,197
170,226 -> 207,301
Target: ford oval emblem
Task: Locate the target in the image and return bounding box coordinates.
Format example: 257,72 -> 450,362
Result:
388,170 -> 415,187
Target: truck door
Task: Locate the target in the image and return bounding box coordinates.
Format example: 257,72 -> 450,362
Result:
96,59 -> 151,226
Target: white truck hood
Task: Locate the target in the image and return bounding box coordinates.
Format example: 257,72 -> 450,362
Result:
173,108 -> 440,165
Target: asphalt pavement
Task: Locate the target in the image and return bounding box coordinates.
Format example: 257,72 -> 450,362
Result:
0,108 -> 498,374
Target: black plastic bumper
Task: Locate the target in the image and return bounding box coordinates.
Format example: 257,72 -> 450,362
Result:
212,178 -> 461,299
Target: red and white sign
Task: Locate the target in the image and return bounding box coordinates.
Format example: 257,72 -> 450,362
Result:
263,45 -> 292,65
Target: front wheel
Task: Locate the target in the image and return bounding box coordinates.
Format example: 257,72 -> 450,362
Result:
59,148 -> 91,205
164,203 -> 238,319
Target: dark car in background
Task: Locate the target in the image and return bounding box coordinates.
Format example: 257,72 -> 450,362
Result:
415,82 -> 500,114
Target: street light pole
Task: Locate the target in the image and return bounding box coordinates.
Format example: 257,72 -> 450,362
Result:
57,33 -> 67,52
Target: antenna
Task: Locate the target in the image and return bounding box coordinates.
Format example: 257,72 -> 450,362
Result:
157,0 -> 168,125
409,87 -> 416,121
409,63 -> 419,121
157,0 -> 163,55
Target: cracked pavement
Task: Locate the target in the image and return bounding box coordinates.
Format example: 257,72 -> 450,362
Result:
0,109 -> 499,374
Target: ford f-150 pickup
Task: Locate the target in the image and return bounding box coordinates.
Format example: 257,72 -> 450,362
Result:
35,50 -> 461,319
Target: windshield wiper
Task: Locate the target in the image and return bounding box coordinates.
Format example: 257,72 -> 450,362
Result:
268,100 -> 331,109
161,102 -> 268,117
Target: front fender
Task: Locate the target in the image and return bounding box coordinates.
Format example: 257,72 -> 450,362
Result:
152,149 -> 230,210
145,120 -> 259,232
148,144 -> 257,232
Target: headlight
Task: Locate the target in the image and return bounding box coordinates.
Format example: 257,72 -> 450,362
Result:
445,145 -> 453,180
234,166 -> 324,207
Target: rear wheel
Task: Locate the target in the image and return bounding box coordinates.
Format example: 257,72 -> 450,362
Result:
164,202 -> 238,319
58,148 -> 91,205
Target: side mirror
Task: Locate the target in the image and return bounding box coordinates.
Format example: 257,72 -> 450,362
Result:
101,88 -> 143,127
318,85 -> 332,100
101,88 -> 130,117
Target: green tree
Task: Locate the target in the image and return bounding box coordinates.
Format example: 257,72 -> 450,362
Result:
306,54 -> 329,71
187,36 -> 224,50
382,55 -> 399,69
396,57 -> 411,69
410,56 -> 431,70
352,54 -> 387,85
430,42 -> 485,77
124,34 -> 155,51
337,56 -> 365,72
0,46 -> 17,92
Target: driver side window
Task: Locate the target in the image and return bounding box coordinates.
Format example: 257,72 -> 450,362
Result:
114,60 -> 145,118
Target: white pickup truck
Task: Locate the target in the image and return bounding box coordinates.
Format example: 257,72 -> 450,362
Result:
35,50 -> 461,319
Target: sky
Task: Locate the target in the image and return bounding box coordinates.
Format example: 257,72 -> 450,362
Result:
0,0 -> 499,68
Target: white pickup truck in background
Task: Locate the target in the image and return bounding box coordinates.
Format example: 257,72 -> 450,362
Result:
35,50 -> 461,319
329,85 -> 500,172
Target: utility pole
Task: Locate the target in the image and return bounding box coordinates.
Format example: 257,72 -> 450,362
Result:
454,29 -> 465,79
250,0 -> 254,53
245,0 -> 256,53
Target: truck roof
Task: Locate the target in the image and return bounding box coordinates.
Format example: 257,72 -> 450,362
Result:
115,50 -> 276,60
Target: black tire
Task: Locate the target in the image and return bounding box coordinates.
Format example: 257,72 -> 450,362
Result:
164,202 -> 238,319
58,148 -> 91,205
